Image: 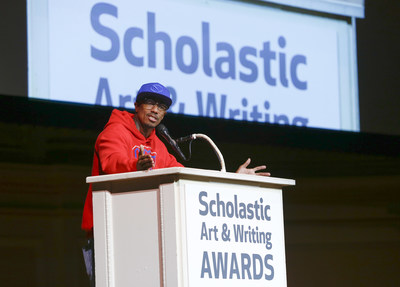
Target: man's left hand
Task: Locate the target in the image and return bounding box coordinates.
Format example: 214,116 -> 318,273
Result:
236,158 -> 271,176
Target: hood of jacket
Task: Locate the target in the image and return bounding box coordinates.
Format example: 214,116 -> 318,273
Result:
104,109 -> 156,141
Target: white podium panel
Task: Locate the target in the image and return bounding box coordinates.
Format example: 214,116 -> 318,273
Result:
89,167 -> 295,287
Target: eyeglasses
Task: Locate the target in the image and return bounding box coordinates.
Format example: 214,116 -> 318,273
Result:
142,98 -> 169,112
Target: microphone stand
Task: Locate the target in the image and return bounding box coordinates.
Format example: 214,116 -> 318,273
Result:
178,134 -> 226,172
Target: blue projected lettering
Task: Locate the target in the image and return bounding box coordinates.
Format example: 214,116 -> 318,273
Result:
90,3 -> 119,62
124,27 -> 144,66
240,46 -> 258,83
90,3 -> 308,90
147,12 -> 172,70
94,77 -> 309,125
176,36 -> 199,74
215,42 -> 236,80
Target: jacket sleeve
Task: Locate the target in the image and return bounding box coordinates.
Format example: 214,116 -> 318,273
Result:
95,124 -> 138,174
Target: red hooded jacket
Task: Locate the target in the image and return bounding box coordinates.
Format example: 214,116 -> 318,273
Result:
81,109 -> 183,231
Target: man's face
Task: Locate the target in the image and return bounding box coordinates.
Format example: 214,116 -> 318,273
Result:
134,98 -> 167,130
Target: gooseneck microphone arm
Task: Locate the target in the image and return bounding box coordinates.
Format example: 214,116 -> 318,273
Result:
157,124 -> 226,171
176,133 -> 226,172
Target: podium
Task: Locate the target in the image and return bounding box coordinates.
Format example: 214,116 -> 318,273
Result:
88,167 -> 295,287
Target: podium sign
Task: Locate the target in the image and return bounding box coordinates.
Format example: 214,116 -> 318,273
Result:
88,167 -> 294,287
184,182 -> 286,286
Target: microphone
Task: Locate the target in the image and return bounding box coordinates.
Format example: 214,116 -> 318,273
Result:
176,134 -> 196,143
156,124 -> 187,161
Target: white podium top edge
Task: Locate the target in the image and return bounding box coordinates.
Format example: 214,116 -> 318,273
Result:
86,167 -> 295,188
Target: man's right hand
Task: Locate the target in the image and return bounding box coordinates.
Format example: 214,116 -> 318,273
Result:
136,145 -> 155,171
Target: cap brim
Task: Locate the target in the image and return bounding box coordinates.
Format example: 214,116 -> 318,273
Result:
137,92 -> 172,107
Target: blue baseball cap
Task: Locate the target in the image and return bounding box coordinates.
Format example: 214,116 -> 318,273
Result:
136,82 -> 172,107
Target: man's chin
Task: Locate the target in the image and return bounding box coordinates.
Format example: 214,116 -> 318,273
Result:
143,121 -> 160,129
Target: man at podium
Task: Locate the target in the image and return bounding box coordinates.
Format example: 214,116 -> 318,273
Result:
81,82 -> 270,286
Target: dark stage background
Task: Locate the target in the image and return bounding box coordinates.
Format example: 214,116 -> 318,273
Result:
0,1 -> 399,287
